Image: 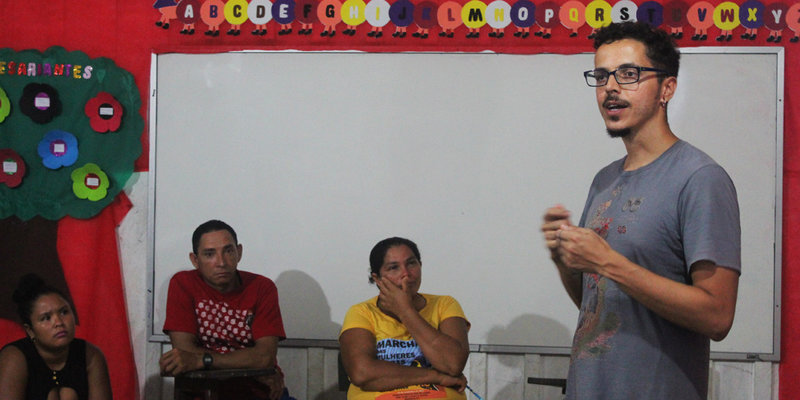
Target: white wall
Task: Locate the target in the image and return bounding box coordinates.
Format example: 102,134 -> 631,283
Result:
120,173 -> 779,400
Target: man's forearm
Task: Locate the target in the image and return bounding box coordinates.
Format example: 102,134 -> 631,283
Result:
206,347 -> 275,369
553,257 -> 583,308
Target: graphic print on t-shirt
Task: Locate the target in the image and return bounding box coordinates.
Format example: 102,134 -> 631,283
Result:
571,188 -> 623,360
572,275 -> 620,360
196,299 -> 254,353
376,338 -> 430,367
372,338 -> 447,399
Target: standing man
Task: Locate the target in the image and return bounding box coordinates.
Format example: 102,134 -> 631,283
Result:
159,219 -> 291,400
541,22 -> 740,399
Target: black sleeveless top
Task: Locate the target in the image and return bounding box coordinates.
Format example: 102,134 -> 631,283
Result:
4,337 -> 89,400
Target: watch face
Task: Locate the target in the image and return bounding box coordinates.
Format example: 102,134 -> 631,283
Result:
203,353 -> 213,368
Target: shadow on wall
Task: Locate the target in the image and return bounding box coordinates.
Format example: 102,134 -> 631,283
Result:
275,269 -> 343,340
147,371 -> 171,400
276,270 -> 347,400
486,313 -> 572,350
486,314 -> 572,399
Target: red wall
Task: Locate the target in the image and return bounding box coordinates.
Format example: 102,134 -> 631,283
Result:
2,1 -> 798,398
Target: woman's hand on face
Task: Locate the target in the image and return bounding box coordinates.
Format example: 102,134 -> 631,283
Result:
373,274 -> 414,316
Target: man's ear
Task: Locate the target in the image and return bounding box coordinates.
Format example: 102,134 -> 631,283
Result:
189,252 -> 199,269
236,244 -> 243,262
661,75 -> 677,103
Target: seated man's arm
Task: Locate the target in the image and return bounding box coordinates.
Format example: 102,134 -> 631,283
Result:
159,331 -> 279,375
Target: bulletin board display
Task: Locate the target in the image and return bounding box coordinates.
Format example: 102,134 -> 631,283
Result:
148,49 -> 782,360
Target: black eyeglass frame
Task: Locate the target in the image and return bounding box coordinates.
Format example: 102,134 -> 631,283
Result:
583,66 -> 670,87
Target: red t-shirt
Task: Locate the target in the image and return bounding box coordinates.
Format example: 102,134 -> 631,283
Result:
163,270 -> 286,353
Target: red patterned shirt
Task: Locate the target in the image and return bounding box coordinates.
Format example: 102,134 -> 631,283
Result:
163,269 -> 286,353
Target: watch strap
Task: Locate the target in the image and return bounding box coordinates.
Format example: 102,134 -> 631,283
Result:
202,352 -> 213,370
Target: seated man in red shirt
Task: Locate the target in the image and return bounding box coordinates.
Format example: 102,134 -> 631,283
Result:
159,219 -> 291,400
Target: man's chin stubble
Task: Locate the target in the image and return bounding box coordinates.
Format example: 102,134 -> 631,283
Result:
607,127 -> 632,138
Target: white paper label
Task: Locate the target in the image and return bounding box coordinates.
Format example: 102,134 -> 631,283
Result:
3,161 -> 17,174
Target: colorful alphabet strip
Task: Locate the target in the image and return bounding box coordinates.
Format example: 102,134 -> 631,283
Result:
153,0 -> 800,42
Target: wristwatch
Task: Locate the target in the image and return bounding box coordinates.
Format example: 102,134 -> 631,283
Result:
202,352 -> 213,370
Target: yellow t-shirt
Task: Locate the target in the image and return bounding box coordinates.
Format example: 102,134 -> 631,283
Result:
340,294 -> 470,400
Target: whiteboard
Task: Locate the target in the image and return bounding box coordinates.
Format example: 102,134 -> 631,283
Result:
147,49 -> 782,360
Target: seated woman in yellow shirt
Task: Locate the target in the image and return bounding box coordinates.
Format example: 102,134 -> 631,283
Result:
339,237 -> 471,400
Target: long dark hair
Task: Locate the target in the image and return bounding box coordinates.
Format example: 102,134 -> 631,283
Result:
12,273 -> 70,326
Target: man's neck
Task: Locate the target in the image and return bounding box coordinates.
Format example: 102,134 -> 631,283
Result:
621,124 -> 678,171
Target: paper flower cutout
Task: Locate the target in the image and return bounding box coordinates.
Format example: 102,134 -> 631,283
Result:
71,163 -> 110,201
20,83 -> 62,124
85,92 -> 123,132
0,149 -> 26,188
37,130 -> 79,169
0,86 -> 10,123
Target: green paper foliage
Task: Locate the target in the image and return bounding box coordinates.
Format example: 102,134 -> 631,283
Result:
0,46 -> 143,220
0,86 -> 10,123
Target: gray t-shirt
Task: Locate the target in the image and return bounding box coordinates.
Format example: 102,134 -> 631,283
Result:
567,140 -> 741,400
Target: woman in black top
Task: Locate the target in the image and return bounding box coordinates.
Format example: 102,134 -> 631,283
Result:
0,273 -> 112,400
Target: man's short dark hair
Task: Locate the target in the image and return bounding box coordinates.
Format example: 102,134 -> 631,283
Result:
593,21 -> 680,79
192,219 -> 238,254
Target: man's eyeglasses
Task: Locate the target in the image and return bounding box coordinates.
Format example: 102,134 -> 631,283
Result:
584,66 -> 669,87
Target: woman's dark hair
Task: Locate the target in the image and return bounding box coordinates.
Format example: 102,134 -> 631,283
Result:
368,237 -> 421,283
593,21 -> 680,79
12,273 -> 68,326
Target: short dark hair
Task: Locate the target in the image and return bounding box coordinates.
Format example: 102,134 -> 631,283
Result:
12,273 -> 69,326
192,219 -> 238,254
593,21 -> 680,79
368,237 -> 421,284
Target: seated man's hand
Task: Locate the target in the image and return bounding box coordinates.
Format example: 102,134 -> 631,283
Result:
255,370 -> 286,400
159,348 -> 201,376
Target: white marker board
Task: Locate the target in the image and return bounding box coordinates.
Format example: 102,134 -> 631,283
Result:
148,48 -> 782,360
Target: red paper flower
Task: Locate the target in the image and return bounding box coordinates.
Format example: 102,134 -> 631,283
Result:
0,149 -> 26,188
84,92 -> 123,132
